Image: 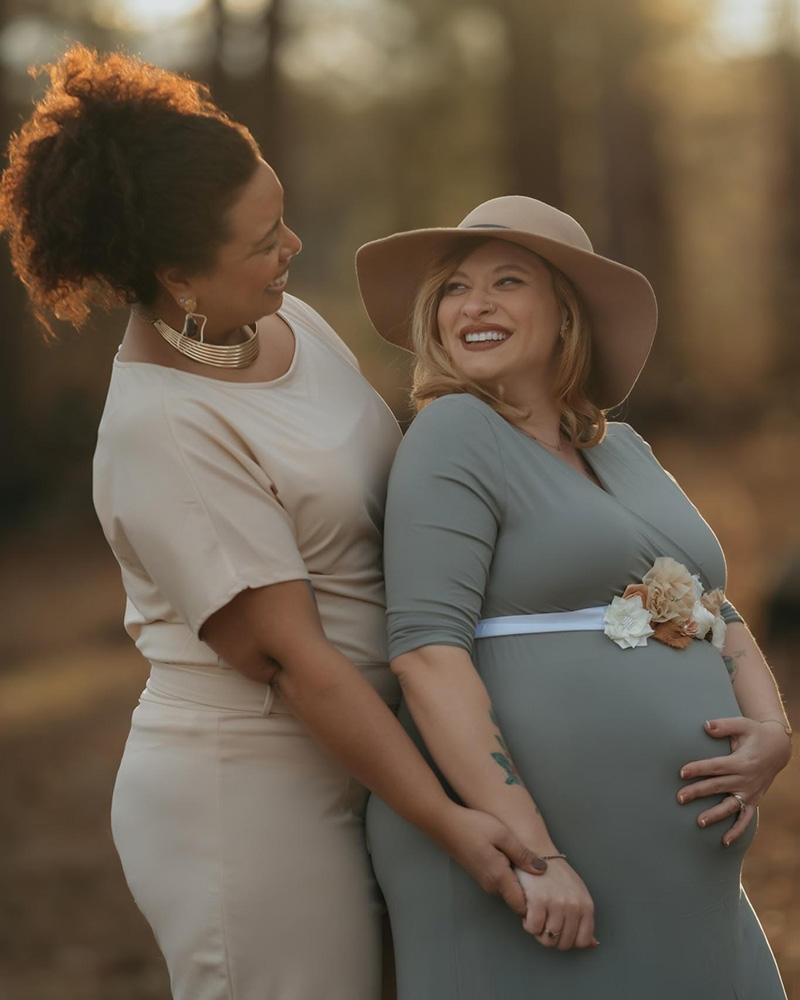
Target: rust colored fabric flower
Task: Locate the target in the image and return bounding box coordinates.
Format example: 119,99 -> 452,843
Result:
651,619 -> 694,649
622,583 -> 649,603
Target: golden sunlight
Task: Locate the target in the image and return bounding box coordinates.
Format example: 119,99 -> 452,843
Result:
709,0 -> 793,55
93,0 -> 207,31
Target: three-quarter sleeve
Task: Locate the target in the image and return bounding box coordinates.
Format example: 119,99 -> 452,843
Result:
95,387 -> 309,636
719,601 -> 744,624
383,395 -> 505,659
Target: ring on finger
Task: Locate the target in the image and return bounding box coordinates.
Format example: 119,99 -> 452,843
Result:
545,928 -> 561,939
731,792 -> 747,812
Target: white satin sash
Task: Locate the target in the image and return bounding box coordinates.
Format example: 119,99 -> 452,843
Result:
474,606 -> 608,639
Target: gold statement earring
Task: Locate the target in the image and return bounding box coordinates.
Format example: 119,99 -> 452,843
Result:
178,295 -> 207,340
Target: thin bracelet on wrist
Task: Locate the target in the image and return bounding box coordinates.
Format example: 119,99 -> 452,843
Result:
759,718 -> 793,737
540,852 -> 567,861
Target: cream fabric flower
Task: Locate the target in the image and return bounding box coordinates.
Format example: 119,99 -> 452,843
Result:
701,588 -> 725,617
642,556 -> 697,623
711,614 -> 727,652
604,595 -> 655,649
691,600 -> 716,641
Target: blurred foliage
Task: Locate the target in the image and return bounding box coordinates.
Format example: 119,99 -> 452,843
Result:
1,2 -> 799,996
1,0 -> 799,617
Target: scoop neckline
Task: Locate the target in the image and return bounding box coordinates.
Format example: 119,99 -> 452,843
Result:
112,309 -> 301,389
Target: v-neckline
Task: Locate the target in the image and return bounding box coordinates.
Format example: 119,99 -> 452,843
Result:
505,415 -> 714,589
506,420 -> 613,497
472,400 -> 724,591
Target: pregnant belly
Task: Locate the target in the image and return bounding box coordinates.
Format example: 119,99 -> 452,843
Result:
475,631 -> 755,889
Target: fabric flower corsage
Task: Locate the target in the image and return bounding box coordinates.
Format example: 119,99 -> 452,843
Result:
603,557 -> 728,652
603,594 -> 654,649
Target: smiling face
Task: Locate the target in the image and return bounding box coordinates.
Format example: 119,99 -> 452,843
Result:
162,159 -> 302,333
435,239 -> 564,402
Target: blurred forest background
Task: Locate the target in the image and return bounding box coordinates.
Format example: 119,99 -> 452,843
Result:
0,0 -> 799,997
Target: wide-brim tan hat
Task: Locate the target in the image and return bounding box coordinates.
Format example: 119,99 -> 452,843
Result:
355,195 -> 658,409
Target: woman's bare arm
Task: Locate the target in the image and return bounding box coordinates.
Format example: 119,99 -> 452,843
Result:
724,621 -> 792,727
392,644 -> 555,851
393,643 -> 597,950
200,579 -> 544,914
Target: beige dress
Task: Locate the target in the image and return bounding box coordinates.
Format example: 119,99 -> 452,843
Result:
93,294 -> 402,1000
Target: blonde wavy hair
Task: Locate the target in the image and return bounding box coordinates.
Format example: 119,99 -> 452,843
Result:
410,236 -> 607,448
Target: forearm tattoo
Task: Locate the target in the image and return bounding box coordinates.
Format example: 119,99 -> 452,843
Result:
723,648 -> 746,682
489,708 -> 522,786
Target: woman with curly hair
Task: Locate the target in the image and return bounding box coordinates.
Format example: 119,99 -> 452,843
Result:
0,47 -> 547,1000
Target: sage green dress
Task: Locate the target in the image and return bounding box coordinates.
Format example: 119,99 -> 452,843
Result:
366,393 -> 785,1000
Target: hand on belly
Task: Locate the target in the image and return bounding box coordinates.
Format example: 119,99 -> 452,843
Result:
676,716 -> 791,845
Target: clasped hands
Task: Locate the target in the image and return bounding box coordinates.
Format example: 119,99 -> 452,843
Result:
515,861 -> 598,951
677,716 -> 792,845
441,805 -> 598,951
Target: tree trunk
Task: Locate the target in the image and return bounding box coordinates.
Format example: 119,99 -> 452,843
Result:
594,1 -> 670,280
260,0 -> 285,179
208,0 -> 228,109
502,0 -> 564,205
769,0 -> 800,396
592,0 -> 679,416
0,22 -> 36,518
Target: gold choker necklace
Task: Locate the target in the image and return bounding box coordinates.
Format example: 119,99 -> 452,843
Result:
133,306 -> 260,369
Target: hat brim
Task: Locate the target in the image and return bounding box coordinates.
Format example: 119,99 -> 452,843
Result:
355,226 -> 657,410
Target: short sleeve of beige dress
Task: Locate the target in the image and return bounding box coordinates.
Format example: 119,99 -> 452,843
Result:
366,393 -> 786,1000
94,294 -> 402,1000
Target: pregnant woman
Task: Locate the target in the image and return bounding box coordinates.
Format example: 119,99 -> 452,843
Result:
0,50 -> 544,1000
357,196 -> 791,998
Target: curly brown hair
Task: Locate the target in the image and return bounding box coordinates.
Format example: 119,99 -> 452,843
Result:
0,44 -> 261,334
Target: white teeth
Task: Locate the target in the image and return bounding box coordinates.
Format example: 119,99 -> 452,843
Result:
464,331 -> 509,343
268,271 -> 288,290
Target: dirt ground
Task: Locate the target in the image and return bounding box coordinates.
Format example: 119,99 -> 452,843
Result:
1,525 -> 798,1000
